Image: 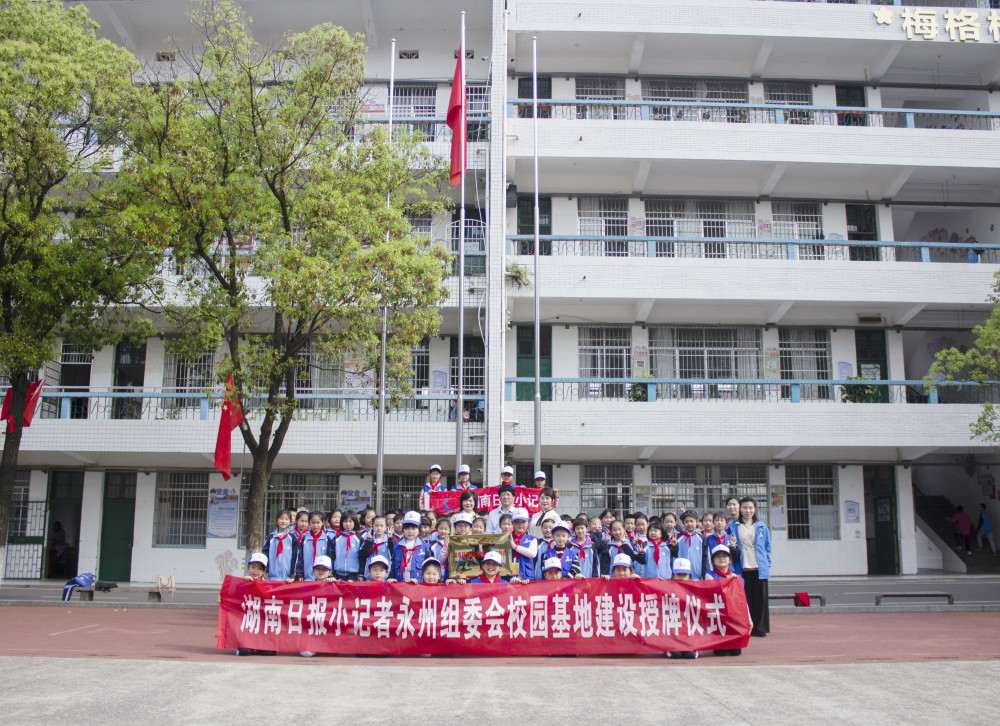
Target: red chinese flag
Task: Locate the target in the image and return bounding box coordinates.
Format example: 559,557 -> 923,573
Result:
1,388 -> 13,432
22,381 -> 43,427
214,374 -> 245,481
446,46 -> 466,187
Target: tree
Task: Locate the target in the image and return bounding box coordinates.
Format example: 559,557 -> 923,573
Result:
0,0 -> 159,584
929,270 -> 1000,442
122,1 -> 452,554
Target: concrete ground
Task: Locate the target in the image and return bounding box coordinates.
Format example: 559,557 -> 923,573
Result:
0,606 -> 998,724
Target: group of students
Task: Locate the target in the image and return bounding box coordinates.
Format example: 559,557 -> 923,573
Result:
237,469 -> 771,658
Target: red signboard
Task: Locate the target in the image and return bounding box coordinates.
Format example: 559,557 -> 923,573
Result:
217,576 -> 750,656
428,486 -> 542,516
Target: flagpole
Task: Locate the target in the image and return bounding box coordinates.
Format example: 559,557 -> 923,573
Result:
455,11 -> 466,478
376,38 -> 396,515
532,35 -> 542,475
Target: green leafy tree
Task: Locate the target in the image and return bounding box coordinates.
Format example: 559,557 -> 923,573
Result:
929,270 -> 1000,441
122,1 -> 451,554
0,0 -> 160,583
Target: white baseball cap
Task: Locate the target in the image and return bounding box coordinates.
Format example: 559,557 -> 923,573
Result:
612,553 -> 633,569
511,508 -> 530,522
711,544 -> 732,559
482,551 -> 503,566
313,556 -> 333,571
672,557 -> 692,574
501,465 -> 515,475
551,521 -> 571,534
422,556 -> 442,570
458,464 -> 471,474
429,464 -> 442,473
248,552 -> 268,567
453,512 -> 474,525
543,556 -> 563,572
403,511 -> 422,527
534,470 -> 547,480
368,555 -> 390,570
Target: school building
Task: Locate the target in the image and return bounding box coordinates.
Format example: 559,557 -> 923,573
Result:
5,0 -> 1000,584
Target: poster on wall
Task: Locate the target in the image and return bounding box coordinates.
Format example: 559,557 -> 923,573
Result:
979,474 -> 995,500
633,485 -> 652,516
340,488 -> 371,512
764,348 -> 780,380
207,488 -> 239,538
845,500 -> 860,524
770,484 -> 786,530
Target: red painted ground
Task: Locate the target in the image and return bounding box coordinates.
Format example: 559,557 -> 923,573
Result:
0,608 -> 997,665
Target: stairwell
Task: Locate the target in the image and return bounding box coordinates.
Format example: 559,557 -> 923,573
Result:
914,493 -> 1000,574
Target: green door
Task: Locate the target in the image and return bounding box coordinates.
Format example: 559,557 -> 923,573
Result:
516,325 -> 551,401
855,330 -> 889,403
864,465 -> 899,575
99,472 -> 136,582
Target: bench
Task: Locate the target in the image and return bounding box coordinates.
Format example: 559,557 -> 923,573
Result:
769,593 -> 826,607
875,591 -> 954,606
76,575 -> 176,603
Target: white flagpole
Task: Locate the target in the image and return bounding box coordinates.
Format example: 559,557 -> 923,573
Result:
376,38 -> 396,514
455,12 -> 466,478
532,35 -> 542,475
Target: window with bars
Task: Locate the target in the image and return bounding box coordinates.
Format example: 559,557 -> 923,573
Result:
451,209 -> 486,276
578,326 -> 631,399
779,328 -> 832,400
153,472 -> 208,547
649,327 -> 762,400
466,84 -> 490,117
450,336 -> 486,396
59,344 -> 93,364
237,472 -> 339,544
163,350 -> 215,408
515,464 -> 554,489
393,84 -> 437,139
580,464 -> 633,515
786,464 -> 838,540
575,76 -> 626,120
516,197 -> 552,255
644,199 -> 755,258
407,214 -> 433,240
291,343 -> 343,410
578,197 -> 629,255
764,82 -> 813,125
772,202 -> 825,260
8,470 -> 30,538
642,78 -> 749,122
382,473 -> 425,513
516,76 -> 552,118
650,464 -> 768,523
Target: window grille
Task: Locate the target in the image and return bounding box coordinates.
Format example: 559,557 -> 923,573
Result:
575,76 -> 626,120
578,197 -> 628,255
651,464 -> 768,523
649,326 -> 762,399
642,78 -> 748,122
382,473 -> 425,513
450,212 -> 487,275
163,350 -> 215,408
466,84 -> 490,117
393,84 -> 436,138
238,472 -> 339,543
292,343 -> 343,410
645,199 -> 755,258
580,464 -> 633,514
578,326 -> 631,399
407,214 -> 433,240
59,344 -> 93,364
153,472 -> 208,547
8,470 -> 30,538
772,201 -> 825,260
786,464 -> 838,540
779,328 -> 832,400
764,82 -> 813,125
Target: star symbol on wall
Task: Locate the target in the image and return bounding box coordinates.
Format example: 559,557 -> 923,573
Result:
873,8 -> 894,25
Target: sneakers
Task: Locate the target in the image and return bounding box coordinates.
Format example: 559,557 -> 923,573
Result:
300,651 -> 315,657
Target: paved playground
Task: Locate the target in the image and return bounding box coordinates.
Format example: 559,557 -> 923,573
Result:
0,604 -> 997,724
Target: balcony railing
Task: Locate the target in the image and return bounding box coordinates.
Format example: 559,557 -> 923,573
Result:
507,235 -> 1000,264
24,387 -> 485,424
353,117 -> 489,168
507,99 -> 1000,132
503,378 -> 998,404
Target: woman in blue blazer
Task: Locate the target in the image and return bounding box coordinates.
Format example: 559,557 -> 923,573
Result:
726,497 -> 771,638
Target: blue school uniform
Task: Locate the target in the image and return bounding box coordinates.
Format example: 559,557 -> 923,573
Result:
568,538 -> 598,578
359,535 -> 394,580
640,540 -> 672,579
331,531 -> 362,580
296,530 -> 333,581
725,521 -> 771,579
262,528 -> 296,581
393,538 -> 426,582
598,539 -> 640,577
704,569 -> 743,585
534,537 -> 553,577
468,574 -> 507,585
674,530 -> 708,580
706,532 -> 729,551
510,531 -> 538,581
538,545 -> 581,580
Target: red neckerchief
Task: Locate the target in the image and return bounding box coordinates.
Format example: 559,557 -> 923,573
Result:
457,481 -> 473,490
275,530 -> 290,556
294,527 -> 308,547
478,573 -> 500,583
714,568 -> 730,578
513,531 -> 529,550
572,541 -> 588,562
680,531 -> 697,547
401,541 -> 420,576
342,531 -> 358,553
309,529 -> 324,564
650,540 -> 663,566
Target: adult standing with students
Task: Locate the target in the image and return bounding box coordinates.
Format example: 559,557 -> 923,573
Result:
529,478 -> 561,537
726,497 -> 771,638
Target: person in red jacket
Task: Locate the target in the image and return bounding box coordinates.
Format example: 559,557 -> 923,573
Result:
947,505 -> 973,555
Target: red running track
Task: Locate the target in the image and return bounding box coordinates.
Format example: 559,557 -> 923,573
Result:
0,608 -> 997,665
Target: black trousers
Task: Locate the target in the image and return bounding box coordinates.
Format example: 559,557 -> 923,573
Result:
742,568 -> 770,634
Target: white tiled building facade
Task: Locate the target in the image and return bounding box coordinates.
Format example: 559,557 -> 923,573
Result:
6,0 -> 1000,583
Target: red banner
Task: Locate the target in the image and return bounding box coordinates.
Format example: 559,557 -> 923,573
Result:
428,486 -> 542,516
216,576 -> 750,656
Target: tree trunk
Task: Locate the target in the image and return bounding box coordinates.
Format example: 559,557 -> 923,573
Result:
0,375 -> 29,589
242,449 -> 272,556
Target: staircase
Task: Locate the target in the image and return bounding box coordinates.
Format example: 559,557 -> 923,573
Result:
914,493 -> 1000,574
